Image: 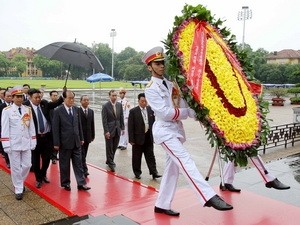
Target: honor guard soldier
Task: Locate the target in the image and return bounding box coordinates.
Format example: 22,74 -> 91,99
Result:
143,47 -> 233,216
0,86 -> 36,200
117,87 -> 131,150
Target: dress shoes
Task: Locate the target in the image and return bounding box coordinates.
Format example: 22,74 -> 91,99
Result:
220,183 -> 241,192
265,178 -> 290,190
204,195 -> 233,211
152,174 -> 162,179
36,181 -> 42,188
43,177 -> 50,183
108,164 -> 115,172
154,206 -> 180,216
120,146 -> 127,150
77,185 -> 91,191
135,175 -> 141,179
15,193 -> 23,200
62,185 -> 71,191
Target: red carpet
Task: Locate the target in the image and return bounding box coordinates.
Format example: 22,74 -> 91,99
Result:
1,158 -> 299,225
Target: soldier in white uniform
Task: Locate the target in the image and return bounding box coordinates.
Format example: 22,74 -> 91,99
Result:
142,47 -> 233,216
117,88 -> 131,150
1,86 -> 36,200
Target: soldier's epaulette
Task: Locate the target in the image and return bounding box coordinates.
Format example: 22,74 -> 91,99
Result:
4,105 -> 11,110
146,80 -> 153,88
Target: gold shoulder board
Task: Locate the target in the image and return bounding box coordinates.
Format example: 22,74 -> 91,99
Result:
146,80 -> 153,88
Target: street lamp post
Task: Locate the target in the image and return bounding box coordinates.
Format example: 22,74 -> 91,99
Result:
110,29 -> 117,79
238,6 -> 252,49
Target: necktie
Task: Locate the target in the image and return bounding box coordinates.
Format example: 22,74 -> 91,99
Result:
69,108 -> 73,123
68,108 -> 73,121
141,108 -> 149,133
37,106 -> 45,133
162,80 -> 168,89
84,109 -> 87,117
18,107 -> 22,115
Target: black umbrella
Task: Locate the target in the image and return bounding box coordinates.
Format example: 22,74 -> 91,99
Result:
35,41 -> 104,86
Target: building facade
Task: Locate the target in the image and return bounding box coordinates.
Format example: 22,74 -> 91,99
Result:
266,49 -> 300,65
3,47 -> 42,77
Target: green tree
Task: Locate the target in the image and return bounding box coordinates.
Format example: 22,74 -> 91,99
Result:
33,55 -> 61,77
123,64 -> 147,81
0,53 -> 11,76
93,43 -> 112,76
116,48 -> 148,81
289,64 -> 300,83
11,54 -> 26,77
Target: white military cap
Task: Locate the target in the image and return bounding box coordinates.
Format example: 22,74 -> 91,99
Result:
10,85 -> 24,96
142,46 -> 165,64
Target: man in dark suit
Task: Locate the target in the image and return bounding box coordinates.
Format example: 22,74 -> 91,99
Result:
0,89 -> 12,167
102,90 -> 124,172
78,95 -> 95,177
0,88 -> 5,104
23,88 -> 63,188
52,90 -> 90,191
49,90 -> 60,164
128,93 -> 161,179
22,84 -> 30,102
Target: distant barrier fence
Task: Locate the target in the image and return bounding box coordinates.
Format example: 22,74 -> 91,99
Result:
259,123 -> 300,154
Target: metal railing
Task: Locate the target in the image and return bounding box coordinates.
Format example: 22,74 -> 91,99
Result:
259,123 -> 300,154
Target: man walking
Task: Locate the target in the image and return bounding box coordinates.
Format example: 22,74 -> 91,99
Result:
49,90 -> 60,164
79,95 -> 95,178
52,90 -> 90,191
0,89 -> 13,168
23,88 -> 63,188
143,47 -> 233,216
128,93 -> 161,180
117,88 -> 131,150
1,86 -> 36,200
102,90 -> 124,172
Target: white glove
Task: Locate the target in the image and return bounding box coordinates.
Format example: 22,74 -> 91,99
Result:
188,108 -> 196,118
4,147 -> 11,153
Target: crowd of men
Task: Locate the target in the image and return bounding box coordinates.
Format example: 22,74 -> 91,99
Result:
0,84 -> 96,199
0,83 -> 162,201
0,47 -> 291,216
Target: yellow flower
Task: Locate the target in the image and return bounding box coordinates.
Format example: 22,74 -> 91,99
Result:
176,20 -> 260,148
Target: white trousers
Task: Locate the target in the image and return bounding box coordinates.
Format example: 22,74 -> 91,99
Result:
155,137 -> 216,209
118,121 -> 128,147
8,150 -> 32,194
223,155 -> 276,184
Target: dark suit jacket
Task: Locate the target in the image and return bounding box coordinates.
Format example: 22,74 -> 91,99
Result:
52,105 -> 83,149
0,102 -> 10,150
128,105 -> 155,145
23,97 -> 63,135
0,102 -> 10,127
102,101 -> 124,137
78,107 -> 95,143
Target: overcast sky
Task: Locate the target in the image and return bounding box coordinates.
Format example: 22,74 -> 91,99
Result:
0,0 -> 299,53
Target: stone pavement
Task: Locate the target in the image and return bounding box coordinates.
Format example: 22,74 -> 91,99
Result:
0,95 -> 299,225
